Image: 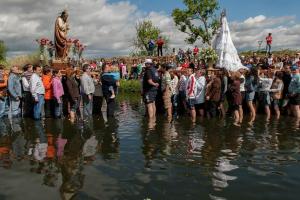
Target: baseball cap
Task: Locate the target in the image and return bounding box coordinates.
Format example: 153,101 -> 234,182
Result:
291,65 -> 299,71
145,59 -> 153,64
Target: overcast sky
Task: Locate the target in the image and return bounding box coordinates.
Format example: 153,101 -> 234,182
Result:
1,0 -> 299,58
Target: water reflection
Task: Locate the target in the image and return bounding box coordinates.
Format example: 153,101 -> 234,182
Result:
0,98 -> 300,200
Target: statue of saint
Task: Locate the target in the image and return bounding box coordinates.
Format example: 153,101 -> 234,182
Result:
54,10 -> 70,60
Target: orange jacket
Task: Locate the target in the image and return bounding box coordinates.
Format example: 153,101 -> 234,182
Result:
46,134 -> 56,159
42,75 -> 53,100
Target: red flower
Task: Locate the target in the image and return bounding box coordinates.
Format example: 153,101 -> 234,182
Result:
73,39 -> 79,44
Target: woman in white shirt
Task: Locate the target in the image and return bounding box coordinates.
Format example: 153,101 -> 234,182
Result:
178,70 -> 188,113
21,64 -> 34,117
194,69 -> 206,118
258,71 -> 274,121
170,71 -> 179,118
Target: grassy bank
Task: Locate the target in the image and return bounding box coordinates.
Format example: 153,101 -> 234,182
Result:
119,79 -> 141,93
240,49 -> 299,57
8,52 -> 40,67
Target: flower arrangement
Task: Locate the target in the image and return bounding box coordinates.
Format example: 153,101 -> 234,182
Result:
198,47 -> 218,63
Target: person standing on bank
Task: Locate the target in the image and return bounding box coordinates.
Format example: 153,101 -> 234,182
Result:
21,64 -> 33,117
156,36 -> 164,57
80,64 -> 95,118
7,66 -> 22,118
266,33 -> 272,55
30,66 -> 45,120
143,59 -> 159,120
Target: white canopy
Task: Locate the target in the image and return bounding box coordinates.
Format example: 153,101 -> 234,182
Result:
212,14 -> 246,71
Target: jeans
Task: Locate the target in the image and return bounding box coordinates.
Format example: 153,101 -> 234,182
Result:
171,94 -> 178,117
0,97 -> 8,118
44,99 -> 53,118
54,98 -> 62,118
93,96 -> 103,115
33,94 -> 45,120
82,94 -> 93,118
148,48 -> 154,56
23,91 -> 33,118
9,97 -> 21,118
104,95 -> 116,118
266,44 -> 271,54
157,46 -> 163,57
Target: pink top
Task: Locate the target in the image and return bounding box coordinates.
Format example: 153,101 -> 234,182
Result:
56,137 -> 67,159
120,64 -> 127,76
52,77 -> 64,103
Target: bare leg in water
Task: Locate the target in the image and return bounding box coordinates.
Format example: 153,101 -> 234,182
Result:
190,107 -> 196,123
274,104 -> 281,119
265,105 -> 271,121
247,101 -> 256,123
233,109 -> 240,127
239,105 -> 243,124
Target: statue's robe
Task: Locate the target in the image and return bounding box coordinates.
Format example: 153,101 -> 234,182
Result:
54,17 -> 68,59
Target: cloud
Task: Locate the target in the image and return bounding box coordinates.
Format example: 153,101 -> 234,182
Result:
0,0 -> 299,58
230,15 -> 299,50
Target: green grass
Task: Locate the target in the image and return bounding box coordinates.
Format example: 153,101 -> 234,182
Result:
0,59 -> 8,67
119,79 -> 141,93
8,52 -> 40,67
240,49 -> 300,57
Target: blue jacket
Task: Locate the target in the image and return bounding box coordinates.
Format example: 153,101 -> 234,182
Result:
8,73 -> 22,99
101,73 -> 117,97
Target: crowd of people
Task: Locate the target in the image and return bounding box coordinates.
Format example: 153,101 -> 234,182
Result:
141,57 -> 300,126
0,63 -> 119,122
0,51 -> 300,127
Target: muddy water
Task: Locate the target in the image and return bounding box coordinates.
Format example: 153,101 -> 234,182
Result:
0,95 -> 299,200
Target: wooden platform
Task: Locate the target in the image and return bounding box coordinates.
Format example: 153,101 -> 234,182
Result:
51,59 -> 71,70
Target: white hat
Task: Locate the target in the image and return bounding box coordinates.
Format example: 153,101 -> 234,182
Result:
145,59 -> 153,64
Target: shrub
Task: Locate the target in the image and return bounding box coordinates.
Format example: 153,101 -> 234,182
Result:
8,52 -> 40,67
119,79 -> 141,93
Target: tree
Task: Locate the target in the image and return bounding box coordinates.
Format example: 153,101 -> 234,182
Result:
172,0 -> 220,46
132,20 -> 169,55
0,40 -> 7,61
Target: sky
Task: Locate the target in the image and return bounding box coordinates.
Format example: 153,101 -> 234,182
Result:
0,0 -> 299,58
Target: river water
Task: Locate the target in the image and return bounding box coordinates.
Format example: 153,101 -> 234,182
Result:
0,95 -> 300,200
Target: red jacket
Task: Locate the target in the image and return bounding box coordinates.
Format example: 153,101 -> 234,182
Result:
193,47 -> 199,55
266,36 -> 272,45
156,39 -> 164,47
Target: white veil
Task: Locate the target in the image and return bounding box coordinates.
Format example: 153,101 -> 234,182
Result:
213,11 -> 246,71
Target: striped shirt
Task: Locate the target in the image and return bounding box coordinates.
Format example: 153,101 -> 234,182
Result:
186,74 -> 196,99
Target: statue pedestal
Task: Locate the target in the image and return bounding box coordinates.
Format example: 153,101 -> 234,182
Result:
51,59 -> 71,70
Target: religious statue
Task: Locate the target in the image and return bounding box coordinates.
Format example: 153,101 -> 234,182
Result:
54,10 -> 70,60
212,9 -> 246,71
